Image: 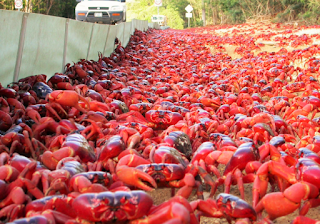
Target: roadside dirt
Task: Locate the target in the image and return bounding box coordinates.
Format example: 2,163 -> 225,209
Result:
148,171 -> 320,223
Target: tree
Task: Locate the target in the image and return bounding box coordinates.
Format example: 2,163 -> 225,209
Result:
202,0 -> 206,26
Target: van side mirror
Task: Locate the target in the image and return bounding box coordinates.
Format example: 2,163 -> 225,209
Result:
120,0 -> 126,2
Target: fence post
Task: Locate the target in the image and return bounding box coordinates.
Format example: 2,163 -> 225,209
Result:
62,19 -> 70,73
86,24 -> 95,60
14,13 -> 28,82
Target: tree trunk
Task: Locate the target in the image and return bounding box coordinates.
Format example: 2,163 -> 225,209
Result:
46,0 -> 54,14
202,0 -> 206,26
24,0 -> 33,13
211,0 -> 217,25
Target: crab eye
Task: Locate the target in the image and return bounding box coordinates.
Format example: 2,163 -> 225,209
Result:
120,196 -> 126,204
128,195 -> 139,205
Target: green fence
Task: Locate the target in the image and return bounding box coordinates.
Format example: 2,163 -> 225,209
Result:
0,9 -> 153,86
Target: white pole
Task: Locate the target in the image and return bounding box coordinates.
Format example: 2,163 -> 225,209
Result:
157,6 -> 159,15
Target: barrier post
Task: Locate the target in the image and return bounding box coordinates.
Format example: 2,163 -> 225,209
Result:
14,13 -> 28,82
62,19 -> 70,73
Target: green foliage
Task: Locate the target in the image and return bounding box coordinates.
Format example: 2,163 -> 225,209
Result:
212,0 -> 247,24
228,9 -> 245,23
219,0 -> 240,11
127,0 -> 184,29
302,11 -> 312,19
0,0 -> 15,10
50,0 -> 78,18
273,2 -> 305,23
195,18 -> 203,27
162,7 -> 184,29
298,9 -> 320,24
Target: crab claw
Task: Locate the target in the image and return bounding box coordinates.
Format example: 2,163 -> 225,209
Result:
292,216 -> 319,224
47,90 -> 90,114
216,193 -> 257,221
116,166 -> 157,191
116,154 -> 156,191
255,182 -> 318,220
191,194 -> 256,222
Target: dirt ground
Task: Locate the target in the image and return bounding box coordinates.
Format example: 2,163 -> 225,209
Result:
147,21 -> 320,223
148,181 -> 320,223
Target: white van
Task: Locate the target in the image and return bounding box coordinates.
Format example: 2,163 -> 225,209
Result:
75,0 -> 126,24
